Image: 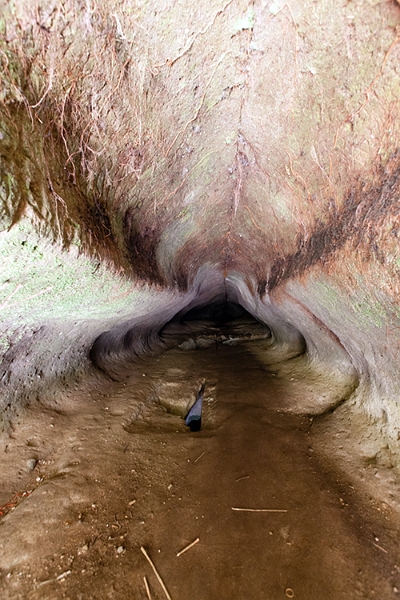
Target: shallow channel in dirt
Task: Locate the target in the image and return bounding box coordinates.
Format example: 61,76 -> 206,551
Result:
1,316 -> 400,600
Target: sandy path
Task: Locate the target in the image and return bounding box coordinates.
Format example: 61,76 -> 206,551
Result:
0,343 -> 399,599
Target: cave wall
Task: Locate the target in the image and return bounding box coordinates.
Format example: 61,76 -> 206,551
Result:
0,0 -> 399,448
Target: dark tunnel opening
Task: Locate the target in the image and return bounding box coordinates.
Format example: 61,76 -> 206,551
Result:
159,297 -> 273,351
88,273 -> 311,380
176,300 -> 250,325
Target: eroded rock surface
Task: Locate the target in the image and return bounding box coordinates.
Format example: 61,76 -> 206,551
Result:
0,0 -> 399,597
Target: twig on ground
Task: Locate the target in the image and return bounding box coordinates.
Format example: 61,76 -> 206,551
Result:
231,507 -> 288,513
143,575 -> 152,599
140,546 -> 172,600
56,570 -> 71,581
177,537 -> 200,557
194,452 -> 205,464
235,475 -> 249,482
373,542 -> 388,554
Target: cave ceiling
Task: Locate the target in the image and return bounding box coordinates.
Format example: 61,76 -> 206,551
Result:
1,0 -> 399,294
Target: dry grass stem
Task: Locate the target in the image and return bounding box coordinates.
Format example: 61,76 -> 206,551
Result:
232,508 -> 288,513
194,451 -> 205,463
373,542 -> 388,554
140,546 -> 172,600
176,537 -> 200,557
235,475 -> 249,482
143,575 -> 152,600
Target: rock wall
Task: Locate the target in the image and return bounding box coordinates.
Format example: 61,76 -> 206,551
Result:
0,0 -> 399,450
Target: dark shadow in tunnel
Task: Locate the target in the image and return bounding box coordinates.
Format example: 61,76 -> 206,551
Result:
88,269 -> 306,380
159,298 -> 273,350
88,267 -> 360,421
177,300 -> 249,324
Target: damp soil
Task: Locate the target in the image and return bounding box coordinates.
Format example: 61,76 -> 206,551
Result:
1,332 -> 400,600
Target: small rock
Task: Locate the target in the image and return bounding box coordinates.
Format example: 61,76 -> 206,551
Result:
26,458 -> 37,471
78,544 -> 88,555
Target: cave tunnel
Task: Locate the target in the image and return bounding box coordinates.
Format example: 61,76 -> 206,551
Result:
0,0 -> 400,598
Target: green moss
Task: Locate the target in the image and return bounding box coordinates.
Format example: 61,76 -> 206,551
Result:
267,1 -> 282,15
177,206 -> 192,221
233,7 -> 255,33
0,220 -> 147,325
314,277 -> 388,329
225,132 -> 236,145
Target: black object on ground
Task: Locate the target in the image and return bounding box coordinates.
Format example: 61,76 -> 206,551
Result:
185,382 -> 205,432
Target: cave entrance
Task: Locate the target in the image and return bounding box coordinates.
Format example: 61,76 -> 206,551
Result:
155,298 -> 275,431
143,294 -> 307,434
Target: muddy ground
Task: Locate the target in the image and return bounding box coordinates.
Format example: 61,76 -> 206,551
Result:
1,330 -> 400,600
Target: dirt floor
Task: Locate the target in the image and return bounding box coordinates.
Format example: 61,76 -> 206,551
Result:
1,329 -> 400,600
